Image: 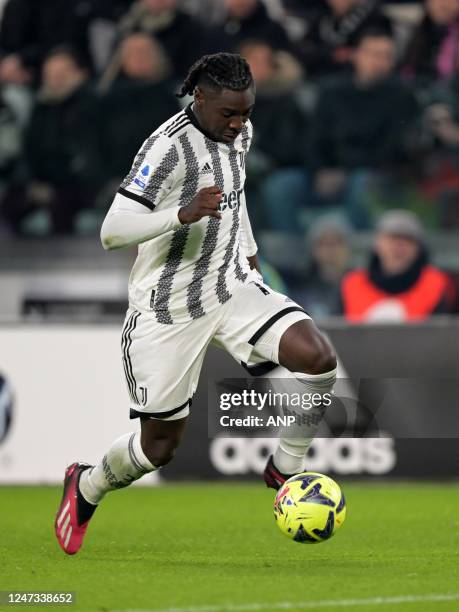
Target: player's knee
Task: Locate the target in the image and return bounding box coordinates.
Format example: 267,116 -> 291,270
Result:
297,337 -> 337,375
142,439 -> 178,468
280,321 -> 337,375
313,347 -> 337,375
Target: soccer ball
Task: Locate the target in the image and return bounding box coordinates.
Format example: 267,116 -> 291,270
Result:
274,472 -> 346,543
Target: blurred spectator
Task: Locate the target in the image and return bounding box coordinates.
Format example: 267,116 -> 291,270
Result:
97,33 -> 176,185
309,27 -> 418,227
2,48 -> 99,235
117,31 -> 169,81
92,0 -> 136,20
403,0 -> 459,83
218,0 -> 292,52
240,40 -> 304,168
0,76 -> 32,195
281,0 -> 324,20
0,0 -> 98,78
294,0 -> 392,76
238,39 -> 308,230
117,0 -> 217,79
0,53 -> 33,86
340,210 -> 456,321
417,74 -> 459,227
83,0 -> 139,73
424,83 -> 459,151
182,0 -> 226,25
291,215 -> 352,318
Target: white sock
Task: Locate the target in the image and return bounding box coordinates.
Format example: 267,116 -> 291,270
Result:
268,366 -> 337,475
79,432 -> 156,504
274,437 -> 314,475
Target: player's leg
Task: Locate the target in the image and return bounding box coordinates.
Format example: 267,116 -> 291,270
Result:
278,318 -> 336,376
76,301 -> 211,508
79,415 -> 188,506
140,414 -> 188,467
214,281 -> 337,489
265,318 -> 337,486
55,309 -> 210,554
55,416 -> 187,555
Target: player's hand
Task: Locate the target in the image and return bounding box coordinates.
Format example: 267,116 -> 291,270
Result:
178,186 -> 222,224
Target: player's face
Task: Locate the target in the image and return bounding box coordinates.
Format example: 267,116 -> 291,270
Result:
195,86 -> 255,144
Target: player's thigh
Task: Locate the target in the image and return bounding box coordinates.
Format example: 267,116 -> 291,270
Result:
213,280 -> 310,370
121,308 -> 211,420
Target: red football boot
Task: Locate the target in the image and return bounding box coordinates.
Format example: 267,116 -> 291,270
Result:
263,455 -> 293,491
54,462 -> 96,555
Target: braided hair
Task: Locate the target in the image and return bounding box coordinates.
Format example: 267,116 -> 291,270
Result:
177,52 -> 253,98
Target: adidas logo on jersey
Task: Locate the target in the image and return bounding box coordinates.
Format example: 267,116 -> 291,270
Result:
200,162 -> 212,174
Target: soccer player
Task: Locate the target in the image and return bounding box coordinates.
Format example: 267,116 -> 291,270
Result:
54,53 -> 337,555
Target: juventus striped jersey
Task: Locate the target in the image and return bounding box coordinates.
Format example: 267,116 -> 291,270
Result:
106,105 -> 258,325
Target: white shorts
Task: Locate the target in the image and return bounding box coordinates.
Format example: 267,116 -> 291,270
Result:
121,280 -> 310,420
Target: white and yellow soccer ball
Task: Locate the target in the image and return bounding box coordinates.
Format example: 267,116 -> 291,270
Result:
274,472 -> 346,543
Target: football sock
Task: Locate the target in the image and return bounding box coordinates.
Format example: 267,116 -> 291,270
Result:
76,470 -> 98,524
79,432 -> 156,505
269,366 -> 337,475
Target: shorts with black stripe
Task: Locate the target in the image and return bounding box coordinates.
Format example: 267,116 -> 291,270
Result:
121,277 -> 310,420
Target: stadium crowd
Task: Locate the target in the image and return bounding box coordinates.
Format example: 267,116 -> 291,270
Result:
0,0 -> 458,318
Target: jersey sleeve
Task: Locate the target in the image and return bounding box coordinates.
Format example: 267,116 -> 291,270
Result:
239,191 -> 258,257
100,192 -> 182,250
117,132 -> 180,211
101,133 -> 183,250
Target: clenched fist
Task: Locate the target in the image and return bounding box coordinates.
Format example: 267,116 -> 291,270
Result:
178,186 -> 222,224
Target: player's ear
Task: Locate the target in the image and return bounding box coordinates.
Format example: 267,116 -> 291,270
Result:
195,86 -> 205,107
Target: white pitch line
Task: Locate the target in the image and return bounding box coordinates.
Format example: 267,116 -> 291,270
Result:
118,593 -> 459,612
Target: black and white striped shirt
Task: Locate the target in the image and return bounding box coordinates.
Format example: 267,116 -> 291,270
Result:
110,105 -> 257,325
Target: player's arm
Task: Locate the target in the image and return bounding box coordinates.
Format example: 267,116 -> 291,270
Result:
100,187 -> 222,250
101,186 -> 223,250
100,195 -> 181,250
100,131 -> 222,250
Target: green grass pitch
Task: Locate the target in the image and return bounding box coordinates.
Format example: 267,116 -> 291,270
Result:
1,482 -> 458,612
